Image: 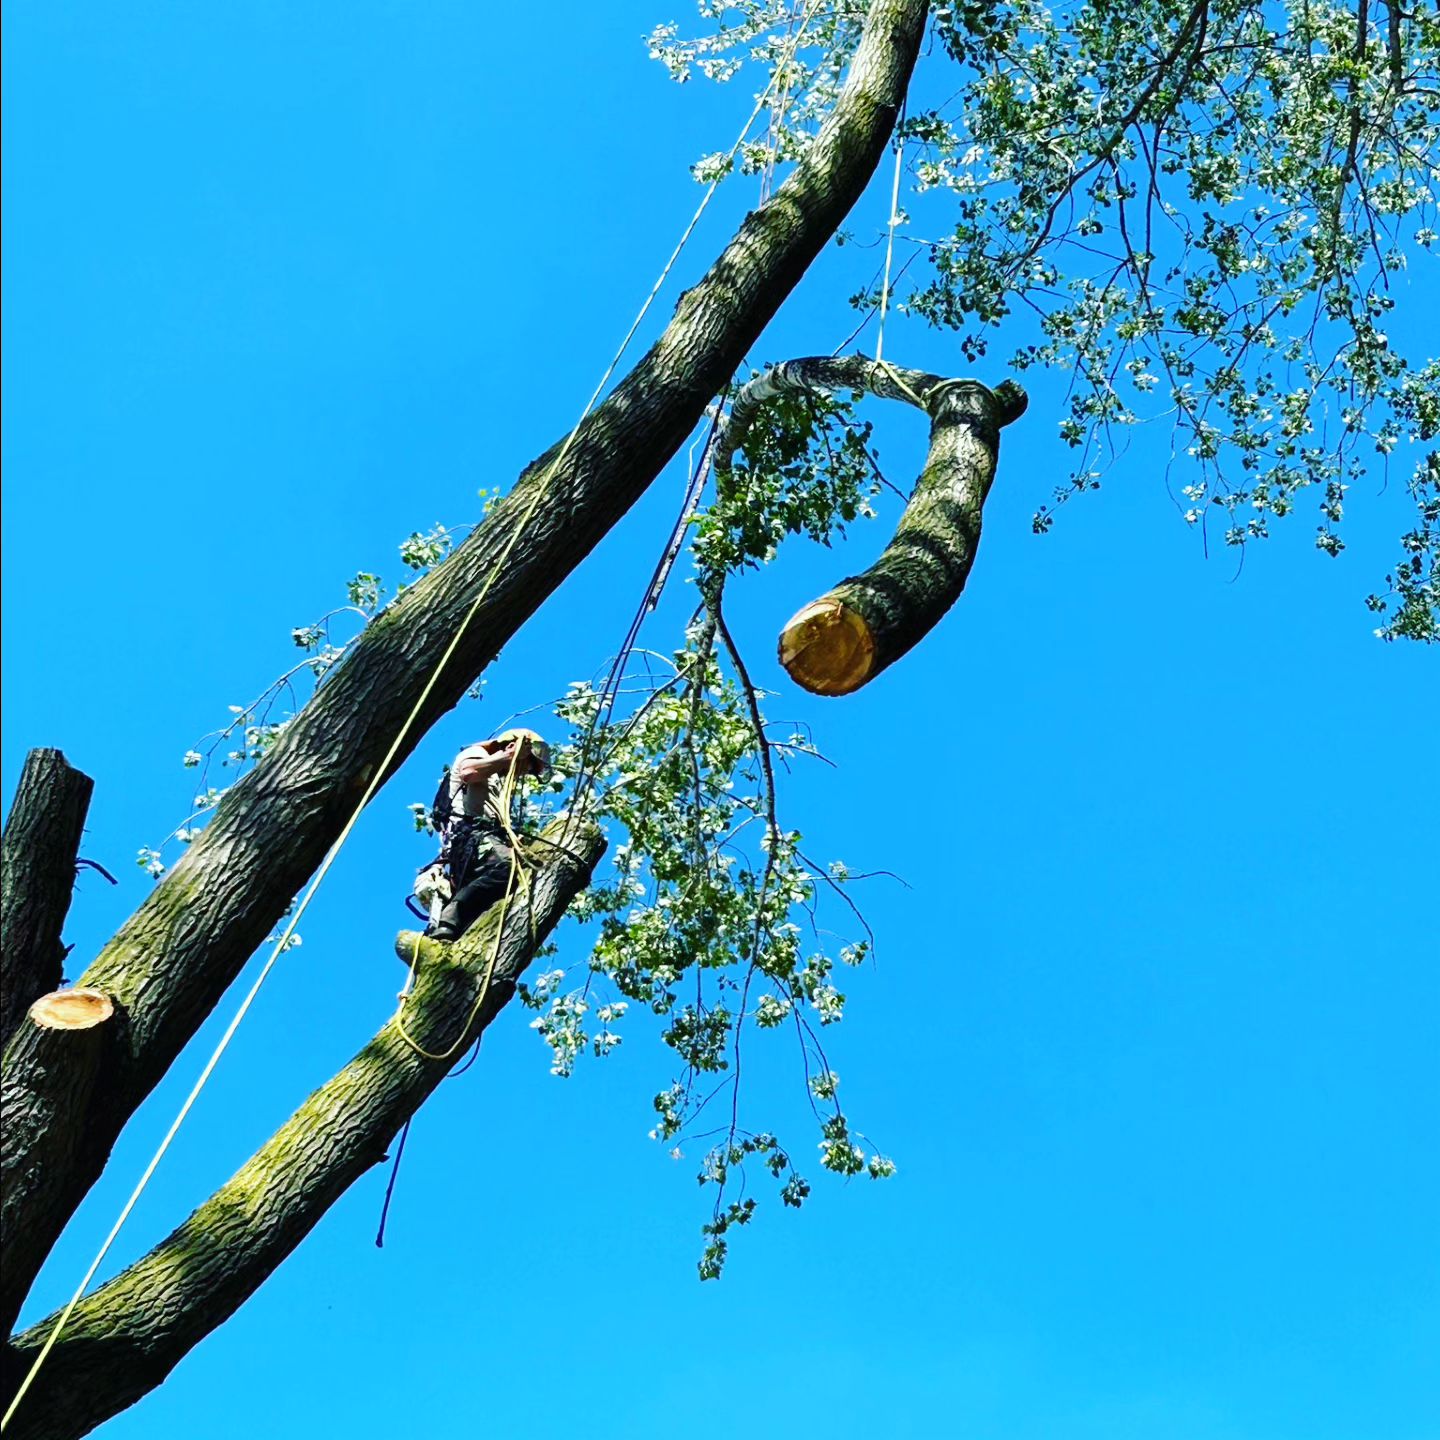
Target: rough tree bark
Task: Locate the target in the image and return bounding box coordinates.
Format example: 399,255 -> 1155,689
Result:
0,992 -> 125,1345
713,356 -> 1027,695
0,749 -> 94,1049
2,819 -> 603,1440
0,0 -> 931,1429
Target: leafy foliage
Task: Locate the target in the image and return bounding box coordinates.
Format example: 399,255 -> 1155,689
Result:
142,519 -> 484,883
517,390 -> 897,1277
650,0 -> 866,186
696,386 -> 883,571
654,0 -> 1440,639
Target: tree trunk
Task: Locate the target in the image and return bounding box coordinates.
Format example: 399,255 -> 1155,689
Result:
1,749 -> 94,1049
0,992 -> 124,1340
1,819 -> 603,1440
0,0 -> 930,1336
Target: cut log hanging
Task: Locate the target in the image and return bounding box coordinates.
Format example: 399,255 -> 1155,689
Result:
713,356 -> 1027,695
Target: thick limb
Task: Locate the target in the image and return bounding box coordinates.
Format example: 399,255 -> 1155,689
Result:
1,818 -> 604,1440
0,749 -> 94,1050
713,356 -> 1027,694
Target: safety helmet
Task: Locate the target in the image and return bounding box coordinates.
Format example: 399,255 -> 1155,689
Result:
493,728 -> 550,774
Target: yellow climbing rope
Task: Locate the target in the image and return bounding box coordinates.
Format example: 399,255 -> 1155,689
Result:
391,738 -> 537,1063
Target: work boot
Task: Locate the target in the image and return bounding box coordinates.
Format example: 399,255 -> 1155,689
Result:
427,896 -> 468,943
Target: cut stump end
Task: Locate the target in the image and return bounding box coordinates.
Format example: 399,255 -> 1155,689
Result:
778,598 -> 875,696
29,987 -> 115,1031
394,930 -> 445,969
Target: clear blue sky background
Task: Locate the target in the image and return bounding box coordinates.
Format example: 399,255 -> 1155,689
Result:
4,5 -> 1437,1439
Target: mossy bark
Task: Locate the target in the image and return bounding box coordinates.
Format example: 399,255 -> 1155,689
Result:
783,377 -> 1022,693
0,0 -> 930,1340
1,819 -> 603,1440
714,356 -> 1027,695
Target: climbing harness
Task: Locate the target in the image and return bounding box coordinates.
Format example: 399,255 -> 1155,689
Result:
391,738 -> 535,1060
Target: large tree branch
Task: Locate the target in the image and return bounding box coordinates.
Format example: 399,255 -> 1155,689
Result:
1,817 -> 604,1440
713,355 -> 1026,694
1,749 -> 94,1049
0,992 -> 126,1346
0,0 -> 929,1327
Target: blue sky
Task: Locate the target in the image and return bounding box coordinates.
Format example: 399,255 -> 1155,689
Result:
3,4 -> 1437,1439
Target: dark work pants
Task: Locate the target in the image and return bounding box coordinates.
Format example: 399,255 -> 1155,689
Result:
429,843 -> 516,942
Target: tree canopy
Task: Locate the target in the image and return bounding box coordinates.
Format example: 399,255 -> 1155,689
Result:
653,0 -> 1439,637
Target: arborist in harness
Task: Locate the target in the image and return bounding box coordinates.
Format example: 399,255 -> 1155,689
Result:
415,728 -> 550,943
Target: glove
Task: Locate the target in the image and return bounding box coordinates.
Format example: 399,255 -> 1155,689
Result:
415,864 -> 452,909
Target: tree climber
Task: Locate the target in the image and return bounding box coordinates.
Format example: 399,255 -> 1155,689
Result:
417,729 -> 550,943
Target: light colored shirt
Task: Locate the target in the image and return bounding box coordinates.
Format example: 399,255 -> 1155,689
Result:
447,744 -> 517,831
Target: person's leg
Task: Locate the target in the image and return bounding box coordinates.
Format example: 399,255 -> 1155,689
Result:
428,845 -> 516,942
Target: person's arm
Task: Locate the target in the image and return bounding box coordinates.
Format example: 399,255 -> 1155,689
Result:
454,738 -> 531,786
454,748 -> 506,786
